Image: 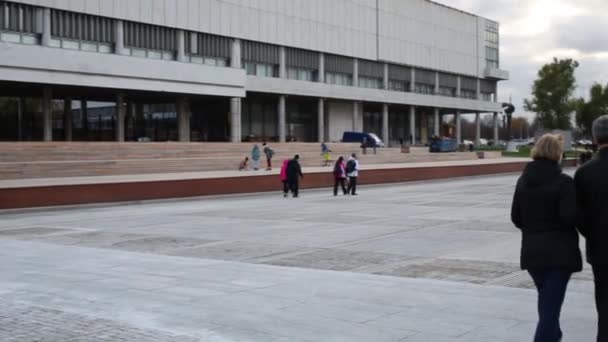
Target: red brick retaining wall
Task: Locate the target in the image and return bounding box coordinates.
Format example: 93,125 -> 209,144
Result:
0,159 -> 576,210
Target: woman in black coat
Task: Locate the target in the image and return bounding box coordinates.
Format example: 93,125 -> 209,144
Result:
511,134 -> 583,342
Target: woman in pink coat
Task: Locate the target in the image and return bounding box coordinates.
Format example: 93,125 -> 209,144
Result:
280,159 -> 290,197
333,156 -> 348,196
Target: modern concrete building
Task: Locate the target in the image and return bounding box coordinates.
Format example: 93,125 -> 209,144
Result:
0,0 -> 508,145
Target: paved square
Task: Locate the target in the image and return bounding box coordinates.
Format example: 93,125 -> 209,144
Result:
0,173 -> 596,341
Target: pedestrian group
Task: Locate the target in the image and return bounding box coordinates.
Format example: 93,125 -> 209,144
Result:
511,115 -> 608,342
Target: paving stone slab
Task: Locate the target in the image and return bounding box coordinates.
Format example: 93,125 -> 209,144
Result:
375,258 -> 521,285
0,227 -> 73,239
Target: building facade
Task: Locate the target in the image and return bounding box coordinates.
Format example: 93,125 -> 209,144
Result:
0,0 -> 508,145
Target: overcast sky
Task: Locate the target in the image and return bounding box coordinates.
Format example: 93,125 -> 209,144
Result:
434,0 -> 608,118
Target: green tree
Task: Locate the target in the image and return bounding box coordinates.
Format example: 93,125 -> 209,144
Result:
524,58 -> 579,130
575,83 -> 608,136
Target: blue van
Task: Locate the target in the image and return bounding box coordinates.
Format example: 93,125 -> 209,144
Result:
342,132 -> 384,147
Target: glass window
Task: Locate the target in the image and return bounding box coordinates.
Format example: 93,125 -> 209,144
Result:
245,62 -> 277,77
325,72 -> 352,86
389,80 -> 409,92
415,83 -> 434,94
439,86 -> 456,97
485,30 -> 499,44
461,89 -> 477,99
245,62 -> 256,75
486,46 -> 499,69
287,67 -> 315,81
359,76 -> 383,89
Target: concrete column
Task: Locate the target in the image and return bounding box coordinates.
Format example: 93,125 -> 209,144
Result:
455,111 -> 462,144
230,98 -> 242,143
279,46 -> 286,79
476,79 -> 481,100
231,39 -> 242,68
17,98 -> 23,141
382,104 -> 389,145
278,96 -> 286,143
409,68 -> 416,92
409,106 -> 416,145
352,102 -> 360,131
135,102 -> 144,139
42,87 -> 52,142
63,98 -> 72,141
433,108 -> 440,136
317,98 -> 325,143
421,114 -> 429,144
81,100 -> 89,140
177,97 -> 190,142
493,112 -> 499,143
41,8 -> 51,46
353,59 -> 359,87
114,20 -> 126,55
475,112 -> 481,146
177,30 -> 187,62
318,53 -> 325,83
456,76 -> 462,98
383,63 -> 389,90
115,93 -> 126,142
434,72 -> 440,95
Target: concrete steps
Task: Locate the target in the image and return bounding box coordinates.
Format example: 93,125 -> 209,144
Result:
0,142 -> 488,179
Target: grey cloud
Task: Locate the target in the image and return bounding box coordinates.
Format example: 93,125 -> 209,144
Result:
554,16 -> 608,54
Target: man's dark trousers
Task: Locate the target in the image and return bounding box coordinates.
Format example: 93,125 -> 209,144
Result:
528,270 -> 572,342
288,181 -> 299,197
347,177 -> 357,195
593,265 -> 607,342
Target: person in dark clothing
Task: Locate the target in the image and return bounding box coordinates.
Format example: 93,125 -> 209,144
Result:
511,134 -> 583,342
333,156 -> 347,196
575,115 -> 608,342
286,154 -> 304,198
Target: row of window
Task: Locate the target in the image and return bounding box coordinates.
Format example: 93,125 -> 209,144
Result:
0,1 -> 35,33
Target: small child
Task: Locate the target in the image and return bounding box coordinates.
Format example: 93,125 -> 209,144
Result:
239,157 -> 249,171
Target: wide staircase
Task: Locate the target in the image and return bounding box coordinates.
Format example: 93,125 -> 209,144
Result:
0,142 -> 489,180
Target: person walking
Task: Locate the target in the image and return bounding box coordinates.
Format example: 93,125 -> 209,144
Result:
575,115 -> 608,342
251,144 -> 261,171
333,156 -> 348,196
279,159 -> 289,198
286,155 -> 304,198
346,153 -> 360,196
262,142 -> 274,171
511,134 -> 583,342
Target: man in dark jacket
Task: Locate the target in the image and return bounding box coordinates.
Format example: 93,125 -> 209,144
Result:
286,154 -> 304,198
575,115 -> 608,342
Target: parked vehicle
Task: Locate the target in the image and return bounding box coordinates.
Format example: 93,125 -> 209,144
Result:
342,132 -> 385,147
430,138 -> 458,152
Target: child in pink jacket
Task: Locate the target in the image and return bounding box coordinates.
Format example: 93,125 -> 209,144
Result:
280,159 -> 289,197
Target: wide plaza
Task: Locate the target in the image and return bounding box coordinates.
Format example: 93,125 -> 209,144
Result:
0,173 -> 596,341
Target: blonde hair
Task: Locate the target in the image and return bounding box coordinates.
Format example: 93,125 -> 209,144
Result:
531,134 -> 564,162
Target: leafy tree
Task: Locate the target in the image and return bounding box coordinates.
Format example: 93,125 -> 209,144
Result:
575,83 -> 608,136
524,58 -> 579,130
511,117 -> 531,139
